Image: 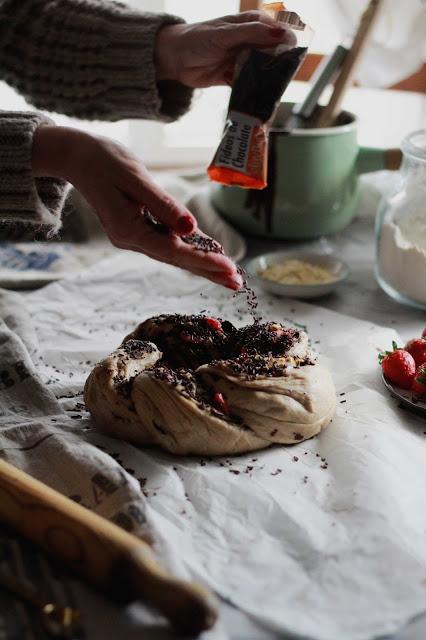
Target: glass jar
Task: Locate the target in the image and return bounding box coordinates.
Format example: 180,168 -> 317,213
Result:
375,130 -> 426,310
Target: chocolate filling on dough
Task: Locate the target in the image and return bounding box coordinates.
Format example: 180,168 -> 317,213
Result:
124,315 -> 312,420
84,314 -> 336,456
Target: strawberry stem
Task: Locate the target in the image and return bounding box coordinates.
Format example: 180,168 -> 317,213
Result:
416,366 -> 426,385
378,341 -> 401,364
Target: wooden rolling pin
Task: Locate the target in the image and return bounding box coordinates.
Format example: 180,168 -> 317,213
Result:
316,0 -> 384,128
0,459 -> 217,635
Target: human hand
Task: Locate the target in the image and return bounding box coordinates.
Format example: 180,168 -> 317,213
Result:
155,10 -> 296,88
32,126 -> 243,290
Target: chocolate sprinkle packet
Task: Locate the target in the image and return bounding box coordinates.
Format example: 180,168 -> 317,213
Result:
208,3 -> 313,190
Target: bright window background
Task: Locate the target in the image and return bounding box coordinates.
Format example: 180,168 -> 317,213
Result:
128,0 -> 238,165
163,0 -> 237,152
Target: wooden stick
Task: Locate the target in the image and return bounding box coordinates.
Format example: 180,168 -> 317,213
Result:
316,0 -> 383,128
0,459 -> 217,635
239,0 -> 260,10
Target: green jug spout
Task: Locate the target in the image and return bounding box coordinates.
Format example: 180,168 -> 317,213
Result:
356,146 -> 402,175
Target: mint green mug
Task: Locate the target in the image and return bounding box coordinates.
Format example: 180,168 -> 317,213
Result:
210,103 -> 401,239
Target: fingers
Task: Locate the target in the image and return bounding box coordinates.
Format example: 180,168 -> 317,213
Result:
101,196 -> 243,290
223,60 -> 238,85
130,232 -> 243,290
219,20 -> 295,49
184,266 -> 243,290
221,10 -> 277,26
123,169 -> 196,236
135,225 -> 240,279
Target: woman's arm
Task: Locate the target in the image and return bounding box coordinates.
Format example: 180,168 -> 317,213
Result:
0,0 -> 192,122
0,112 -> 69,234
31,125 -> 243,289
0,4 -> 290,284
0,2 -> 293,122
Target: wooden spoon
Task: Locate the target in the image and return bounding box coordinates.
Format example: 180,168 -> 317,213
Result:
315,0 -> 384,128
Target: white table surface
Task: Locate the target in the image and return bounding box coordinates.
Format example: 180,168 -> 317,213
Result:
1,230 -> 424,640
10,195 -> 421,640
81,172 -> 425,640
1,86 -> 425,640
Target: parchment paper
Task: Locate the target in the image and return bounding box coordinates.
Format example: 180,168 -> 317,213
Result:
0,251 -> 425,640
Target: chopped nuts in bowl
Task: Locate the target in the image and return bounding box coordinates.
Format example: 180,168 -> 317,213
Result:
245,251 -> 349,299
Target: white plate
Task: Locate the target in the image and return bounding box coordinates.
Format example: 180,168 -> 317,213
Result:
0,242 -> 113,289
245,251 -> 349,299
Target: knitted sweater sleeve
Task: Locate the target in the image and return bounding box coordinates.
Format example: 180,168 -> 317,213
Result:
0,0 -> 193,122
0,0 -> 195,233
0,111 -> 69,234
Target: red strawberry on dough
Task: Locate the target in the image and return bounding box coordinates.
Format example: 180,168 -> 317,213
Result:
213,392 -> 229,415
204,317 -> 222,332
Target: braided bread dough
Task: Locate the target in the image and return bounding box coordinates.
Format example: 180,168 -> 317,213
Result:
84,315 -> 336,456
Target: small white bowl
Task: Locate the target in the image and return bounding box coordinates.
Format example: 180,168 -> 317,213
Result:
245,251 -> 349,299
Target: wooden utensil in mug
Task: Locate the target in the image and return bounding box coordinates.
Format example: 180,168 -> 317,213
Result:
0,459 -> 217,635
315,0 -> 384,128
285,44 -> 349,130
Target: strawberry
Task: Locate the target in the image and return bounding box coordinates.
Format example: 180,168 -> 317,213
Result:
379,341 -> 416,389
213,392 -> 229,415
405,338 -> 426,367
204,317 -> 222,332
412,365 -> 426,398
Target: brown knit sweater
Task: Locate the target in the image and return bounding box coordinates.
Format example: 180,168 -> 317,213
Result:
0,0 -> 193,234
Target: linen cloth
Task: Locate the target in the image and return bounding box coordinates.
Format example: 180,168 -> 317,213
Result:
0,245 -> 425,640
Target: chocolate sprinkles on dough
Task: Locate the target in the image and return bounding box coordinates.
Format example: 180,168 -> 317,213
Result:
113,374 -> 136,399
85,312 -> 336,456
128,314 -> 309,420
121,340 -> 155,359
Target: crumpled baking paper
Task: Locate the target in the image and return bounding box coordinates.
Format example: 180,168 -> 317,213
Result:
0,251 -> 425,640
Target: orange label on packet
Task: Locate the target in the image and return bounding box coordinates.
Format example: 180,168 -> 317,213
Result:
207,111 -> 268,189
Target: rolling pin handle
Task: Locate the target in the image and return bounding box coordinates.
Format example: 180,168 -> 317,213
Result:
126,548 -> 218,635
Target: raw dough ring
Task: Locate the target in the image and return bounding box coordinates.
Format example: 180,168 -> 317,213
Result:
84,315 -> 336,456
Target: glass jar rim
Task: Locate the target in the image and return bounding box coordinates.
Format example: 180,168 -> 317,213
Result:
402,130 -> 426,162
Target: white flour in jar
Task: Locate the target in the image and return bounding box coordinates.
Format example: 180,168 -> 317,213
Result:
378,210 -> 426,304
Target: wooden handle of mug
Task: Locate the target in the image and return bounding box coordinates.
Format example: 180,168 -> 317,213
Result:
0,459 -> 217,635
